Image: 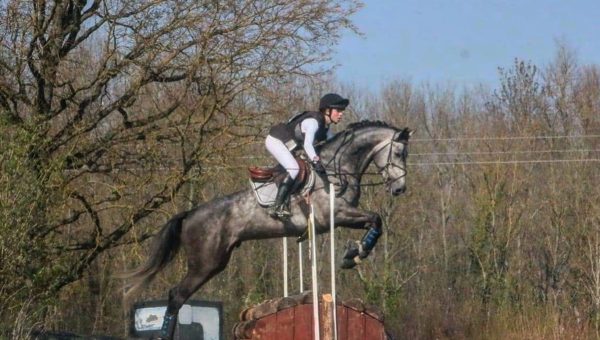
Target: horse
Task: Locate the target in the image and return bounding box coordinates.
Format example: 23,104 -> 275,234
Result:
122,121 -> 413,339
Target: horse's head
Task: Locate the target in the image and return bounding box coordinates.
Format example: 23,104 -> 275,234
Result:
372,127 -> 414,196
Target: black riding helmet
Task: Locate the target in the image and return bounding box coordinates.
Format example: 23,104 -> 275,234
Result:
319,93 -> 349,111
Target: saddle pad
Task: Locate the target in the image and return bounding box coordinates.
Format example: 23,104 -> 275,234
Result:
249,170 -> 315,208
249,180 -> 277,207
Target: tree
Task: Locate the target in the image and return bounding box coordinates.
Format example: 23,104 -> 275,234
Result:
0,0 -> 359,331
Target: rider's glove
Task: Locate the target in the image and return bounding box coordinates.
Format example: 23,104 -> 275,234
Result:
312,160 -> 326,174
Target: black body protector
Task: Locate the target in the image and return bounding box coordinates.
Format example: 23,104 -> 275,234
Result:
268,111 -> 329,219
269,111 -> 329,151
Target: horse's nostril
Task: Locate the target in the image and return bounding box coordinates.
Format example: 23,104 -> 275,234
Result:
394,187 -> 406,195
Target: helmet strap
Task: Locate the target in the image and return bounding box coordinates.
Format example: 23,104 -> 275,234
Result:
324,109 -> 333,124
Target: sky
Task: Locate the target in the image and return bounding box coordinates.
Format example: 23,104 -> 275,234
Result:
334,0 -> 600,92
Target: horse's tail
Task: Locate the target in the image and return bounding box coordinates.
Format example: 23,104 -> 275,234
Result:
119,211 -> 188,299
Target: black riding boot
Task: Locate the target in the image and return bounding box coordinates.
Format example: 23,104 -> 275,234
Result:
269,175 -> 294,219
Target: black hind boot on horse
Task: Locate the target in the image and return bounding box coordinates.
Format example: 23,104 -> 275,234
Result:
269,175 -> 295,219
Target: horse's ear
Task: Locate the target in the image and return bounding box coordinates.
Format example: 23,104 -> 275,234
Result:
397,128 -> 414,141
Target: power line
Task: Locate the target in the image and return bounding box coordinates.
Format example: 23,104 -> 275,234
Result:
248,134 -> 600,144
204,158 -> 600,170
411,149 -> 600,157
63,157 -> 600,173
210,148 -> 600,160
411,134 -> 600,142
408,158 -> 600,166
111,149 -> 600,162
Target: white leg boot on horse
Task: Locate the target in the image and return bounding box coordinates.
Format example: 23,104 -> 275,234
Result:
269,175 -> 295,220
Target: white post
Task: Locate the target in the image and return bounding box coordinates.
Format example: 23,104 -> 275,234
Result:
283,237 -> 288,297
309,204 -> 320,340
329,183 -> 338,340
299,242 -> 304,292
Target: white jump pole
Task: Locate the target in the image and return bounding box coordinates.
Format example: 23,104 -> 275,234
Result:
283,238 -> 288,297
309,203 -> 320,340
329,183 -> 338,340
299,242 -> 304,292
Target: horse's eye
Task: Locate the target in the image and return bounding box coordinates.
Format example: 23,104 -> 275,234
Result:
395,151 -> 408,161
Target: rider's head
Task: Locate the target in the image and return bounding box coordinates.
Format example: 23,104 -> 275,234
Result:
319,93 -> 349,124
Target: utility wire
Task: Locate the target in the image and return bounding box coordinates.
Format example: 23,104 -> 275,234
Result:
110,148 -> 600,162
411,149 -> 600,157
203,158 -> 600,169
411,134 -> 600,142
64,157 -> 600,173
408,158 -> 600,166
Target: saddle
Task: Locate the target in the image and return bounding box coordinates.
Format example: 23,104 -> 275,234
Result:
248,157 -> 309,188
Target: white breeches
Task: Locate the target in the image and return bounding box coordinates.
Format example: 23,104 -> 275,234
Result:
265,135 -> 299,179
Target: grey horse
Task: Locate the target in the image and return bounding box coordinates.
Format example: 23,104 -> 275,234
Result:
123,121 -> 413,339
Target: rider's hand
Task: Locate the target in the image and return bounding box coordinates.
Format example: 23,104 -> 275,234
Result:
312,159 -> 326,174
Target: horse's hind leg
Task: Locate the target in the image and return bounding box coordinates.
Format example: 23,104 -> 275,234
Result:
159,244 -> 234,339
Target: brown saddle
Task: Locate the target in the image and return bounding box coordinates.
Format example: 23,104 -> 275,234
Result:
248,157 -> 309,188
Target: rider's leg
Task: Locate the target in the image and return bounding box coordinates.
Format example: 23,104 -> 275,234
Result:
265,136 -> 299,218
270,175 -> 295,218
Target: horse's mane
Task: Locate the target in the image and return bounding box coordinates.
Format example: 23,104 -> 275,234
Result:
326,120 -> 399,145
345,120 -> 396,131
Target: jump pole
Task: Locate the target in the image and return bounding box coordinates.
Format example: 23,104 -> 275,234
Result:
329,183 -> 338,340
281,220 -> 305,298
280,183 -> 337,339
299,241 -> 304,292
283,238 -> 288,297
309,203 -> 320,340
282,236 -> 304,296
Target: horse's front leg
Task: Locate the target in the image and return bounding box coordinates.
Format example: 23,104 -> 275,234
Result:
334,206 -> 383,269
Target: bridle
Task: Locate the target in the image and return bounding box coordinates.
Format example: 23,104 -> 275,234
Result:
321,129 -> 409,190
373,132 -> 408,187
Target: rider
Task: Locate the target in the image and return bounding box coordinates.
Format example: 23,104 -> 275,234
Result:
265,93 -> 349,219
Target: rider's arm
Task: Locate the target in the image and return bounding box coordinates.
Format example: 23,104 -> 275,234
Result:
301,118 -> 319,161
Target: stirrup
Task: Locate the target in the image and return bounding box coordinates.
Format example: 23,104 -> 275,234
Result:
269,205 -> 291,220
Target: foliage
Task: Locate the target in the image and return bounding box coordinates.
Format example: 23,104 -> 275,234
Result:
1,2 -> 600,338
0,0 -> 359,336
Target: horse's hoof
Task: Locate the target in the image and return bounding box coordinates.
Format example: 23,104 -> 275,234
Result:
342,241 -> 359,259
296,230 -> 308,243
341,256 -> 359,269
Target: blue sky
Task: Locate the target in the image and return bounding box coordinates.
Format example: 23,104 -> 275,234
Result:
334,0 -> 600,91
